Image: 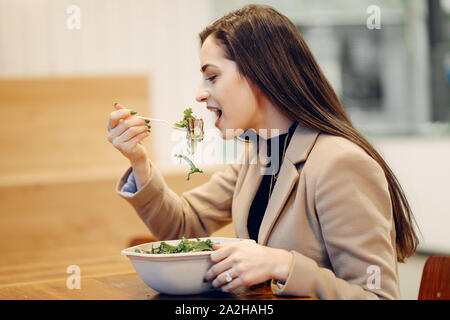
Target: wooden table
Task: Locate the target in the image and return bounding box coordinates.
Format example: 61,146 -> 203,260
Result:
1,272 -> 308,300
0,243 -> 312,300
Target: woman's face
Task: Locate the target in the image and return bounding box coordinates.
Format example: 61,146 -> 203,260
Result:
196,35 -> 262,140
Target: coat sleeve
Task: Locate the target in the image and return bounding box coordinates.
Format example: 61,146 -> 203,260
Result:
115,154 -> 243,241
271,148 -> 401,299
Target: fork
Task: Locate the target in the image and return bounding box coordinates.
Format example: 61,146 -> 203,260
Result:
115,102 -> 186,132
136,116 -> 186,131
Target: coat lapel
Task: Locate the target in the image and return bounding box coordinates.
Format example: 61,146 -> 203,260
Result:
257,125 -> 320,245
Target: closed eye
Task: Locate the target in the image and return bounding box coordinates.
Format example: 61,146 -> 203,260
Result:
206,75 -> 217,82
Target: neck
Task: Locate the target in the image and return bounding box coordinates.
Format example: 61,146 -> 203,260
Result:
252,104 -> 294,140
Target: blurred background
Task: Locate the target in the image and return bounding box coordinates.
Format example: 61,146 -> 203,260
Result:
0,0 -> 449,299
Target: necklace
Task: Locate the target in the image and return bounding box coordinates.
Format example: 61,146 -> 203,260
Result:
268,132 -> 289,198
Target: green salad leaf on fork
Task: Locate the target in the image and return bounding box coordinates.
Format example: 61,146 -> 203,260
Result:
173,107 -> 204,180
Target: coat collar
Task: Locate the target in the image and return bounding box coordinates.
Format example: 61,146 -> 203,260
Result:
233,124 -> 320,245
286,124 -> 321,164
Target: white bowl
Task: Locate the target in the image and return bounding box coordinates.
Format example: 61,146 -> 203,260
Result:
121,237 -> 255,295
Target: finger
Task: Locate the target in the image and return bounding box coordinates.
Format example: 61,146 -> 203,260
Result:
219,276 -> 245,293
220,267 -> 272,292
122,130 -> 150,152
114,103 -> 125,110
211,268 -> 237,288
205,256 -> 234,282
112,125 -> 148,147
111,129 -> 149,155
108,116 -> 148,141
212,240 -> 250,250
108,109 -> 132,131
114,103 -> 137,115
210,244 -> 236,264
114,103 -> 138,115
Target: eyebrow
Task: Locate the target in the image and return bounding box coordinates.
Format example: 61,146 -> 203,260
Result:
200,64 -> 218,73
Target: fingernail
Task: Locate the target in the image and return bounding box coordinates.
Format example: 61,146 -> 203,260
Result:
144,119 -> 150,124
202,277 -> 208,283
147,125 -> 151,129
130,110 -> 137,115
147,129 -> 151,133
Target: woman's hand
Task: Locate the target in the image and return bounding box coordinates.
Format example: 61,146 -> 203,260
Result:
107,103 -> 150,164
107,103 -> 152,189
204,241 -> 293,292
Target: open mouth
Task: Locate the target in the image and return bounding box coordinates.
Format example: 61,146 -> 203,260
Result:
214,110 -> 222,127
208,107 -> 222,126
208,108 -> 222,118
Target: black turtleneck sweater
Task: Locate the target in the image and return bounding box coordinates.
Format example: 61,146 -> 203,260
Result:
247,122 -> 298,242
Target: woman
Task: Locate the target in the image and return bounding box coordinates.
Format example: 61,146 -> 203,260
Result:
107,4 -> 419,299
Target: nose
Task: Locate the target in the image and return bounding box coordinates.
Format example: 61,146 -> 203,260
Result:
195,84 -> 210,103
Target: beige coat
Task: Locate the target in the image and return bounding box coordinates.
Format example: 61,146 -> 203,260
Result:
116,124 -> 401,299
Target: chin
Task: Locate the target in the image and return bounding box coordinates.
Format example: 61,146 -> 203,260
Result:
219,130 -> 236,140
219,126 -> 246,140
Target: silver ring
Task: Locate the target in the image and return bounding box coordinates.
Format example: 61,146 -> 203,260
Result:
225,272 -> 232,283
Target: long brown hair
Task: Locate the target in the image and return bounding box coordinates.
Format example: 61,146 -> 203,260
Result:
199,4 -> 419,262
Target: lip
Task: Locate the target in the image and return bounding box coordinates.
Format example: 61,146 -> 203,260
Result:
215,114 -> 222,128
207,106 -> 222,128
